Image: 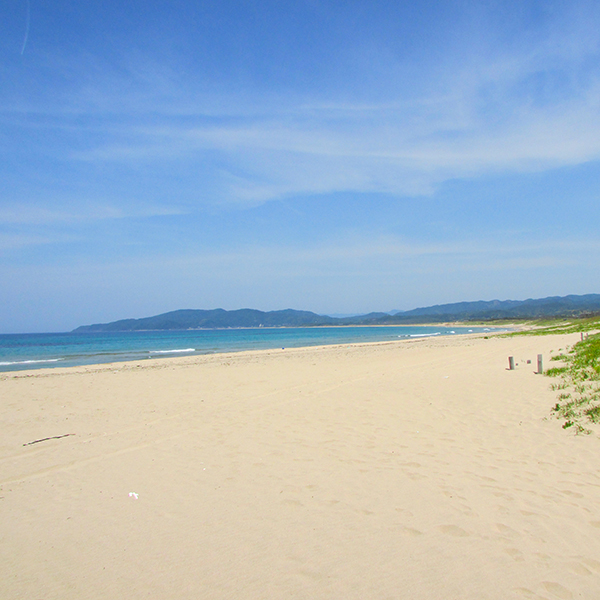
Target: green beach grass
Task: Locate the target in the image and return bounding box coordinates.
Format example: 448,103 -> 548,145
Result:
494,316 -> 600,433
499,314 -> 600,337
545,332 -> 600,434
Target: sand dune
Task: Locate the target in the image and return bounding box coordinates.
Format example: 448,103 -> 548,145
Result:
1,332 -> 599,599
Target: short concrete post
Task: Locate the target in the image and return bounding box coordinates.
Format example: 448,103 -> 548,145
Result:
581,332 -> 584,341
537,354 -> 543,374
508,356 -> 515,370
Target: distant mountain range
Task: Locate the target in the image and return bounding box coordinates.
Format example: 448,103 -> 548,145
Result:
72,294 -> 600,332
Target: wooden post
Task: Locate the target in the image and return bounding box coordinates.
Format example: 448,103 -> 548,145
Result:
537,354 -> 543,374
581,332 -> 584,341
508,356 -> 515,370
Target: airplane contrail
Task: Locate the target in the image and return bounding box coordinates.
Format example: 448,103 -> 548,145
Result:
21,0 -> 30,55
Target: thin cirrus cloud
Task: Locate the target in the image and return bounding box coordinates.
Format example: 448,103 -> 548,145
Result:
0,202 -> 184,227
59,34 -> 600,209
47,234 -> 598,276
6,0 -> 600,215
72,95 -> 600,205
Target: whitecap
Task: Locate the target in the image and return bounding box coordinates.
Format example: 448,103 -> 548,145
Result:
0,358 -> 63,366
148,348 -> 195,354
409,332 -> 441,338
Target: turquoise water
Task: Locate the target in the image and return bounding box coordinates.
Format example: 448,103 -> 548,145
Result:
0,326 -> 504,372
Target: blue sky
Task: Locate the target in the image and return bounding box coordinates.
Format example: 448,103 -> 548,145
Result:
1,0 -> 600,332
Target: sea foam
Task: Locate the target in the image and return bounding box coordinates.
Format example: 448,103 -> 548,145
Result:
408,332 -> 441,338
0,358 -> 64,366
148,348 -> 196,354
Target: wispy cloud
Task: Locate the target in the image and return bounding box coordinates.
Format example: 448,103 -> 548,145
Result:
77,93 -> 600,203
61,49 -> 600,206
96,234 -> 600,276
4,1 -> 599,215
0,202 -> 183,226
0,232 -> 63,251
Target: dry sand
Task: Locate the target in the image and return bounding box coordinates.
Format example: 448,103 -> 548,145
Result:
1,332 -> 599,599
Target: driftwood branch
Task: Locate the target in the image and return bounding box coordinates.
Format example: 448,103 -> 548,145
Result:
23,433 -> 75,446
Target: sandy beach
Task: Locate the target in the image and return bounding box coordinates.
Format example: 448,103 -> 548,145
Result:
2,331 -> 599,599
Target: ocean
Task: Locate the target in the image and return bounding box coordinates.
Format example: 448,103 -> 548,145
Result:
0,325 -> 504,372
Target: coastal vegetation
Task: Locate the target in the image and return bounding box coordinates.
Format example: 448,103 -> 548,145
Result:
502,314 -> 600,337
546,331 -> 600,434
498,314 -> 600,433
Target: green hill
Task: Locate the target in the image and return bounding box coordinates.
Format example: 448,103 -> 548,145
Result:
73,294 -> 600,332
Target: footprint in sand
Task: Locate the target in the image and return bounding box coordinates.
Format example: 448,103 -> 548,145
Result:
580,558 -> 600,573
443,490 -> 467,500
540,581 -> 572,599
491,491 -> 514,500
512,587 -> 537,598
567,562 -> 593,575
478,475 -> 497,483
438,524 -> 469,537
398,526 -> 423,536
281,499 -> 303,507
558,489 -> 584,498
504,548 -> 525,562
534,552 -> 551,562
494,523 -> 520,538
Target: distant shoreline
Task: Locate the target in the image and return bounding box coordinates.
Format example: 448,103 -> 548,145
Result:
0,325 -> 509,373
